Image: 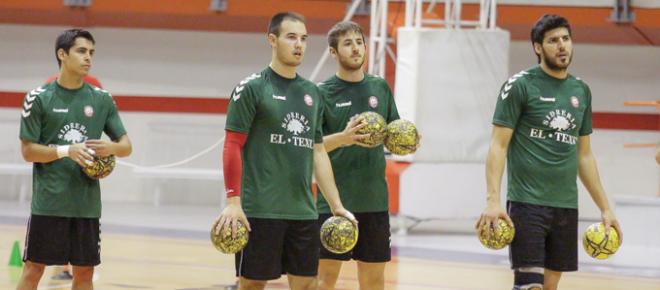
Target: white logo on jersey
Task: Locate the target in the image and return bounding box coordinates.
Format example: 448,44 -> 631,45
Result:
542,109 -> 576,132
232,73 -> 260,102
84,105 -> 94,117
539,97 -> 556,102
369,96 -> 378,108
336,101 -> 352,107
58,123 -> 88,143
273,95 -> 286,101
530,110 -> 579,145
21,87 -> 45,118
304,94 -> 313,106
500,71 -> 528,100
271,112 -> 314,149
282,112 -> 310,136
571,96 -> 580,108
53,108 -> 69,113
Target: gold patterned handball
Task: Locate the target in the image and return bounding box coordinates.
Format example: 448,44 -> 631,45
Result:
384,119 -> 419,155
320,216 -> 359,254
356,111 -> 387,146
478,219 -> 515,250
210,220 -> 249,254
583,222 -> 621,259
82,155 -> 116,179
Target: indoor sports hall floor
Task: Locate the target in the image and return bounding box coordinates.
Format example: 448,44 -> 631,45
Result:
1,138 -> 660,290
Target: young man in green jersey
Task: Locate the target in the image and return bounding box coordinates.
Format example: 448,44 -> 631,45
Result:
215,12 -> 355,290
316,21 -> 401,290
476,15 -> 622,290
17,29 -> 132,290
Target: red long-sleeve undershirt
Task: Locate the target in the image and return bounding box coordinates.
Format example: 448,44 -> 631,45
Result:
223,130 -> 248,198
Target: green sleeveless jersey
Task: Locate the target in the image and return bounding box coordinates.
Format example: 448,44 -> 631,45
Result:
225,67 -> 324,220
19,81 -> 127,218
493,66 -> 593,209
316,74 -> 400,214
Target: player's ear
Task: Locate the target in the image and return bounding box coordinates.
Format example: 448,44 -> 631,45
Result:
329,47 -> 337,59
533,42 -> 543,57
57,48 -> 68,63
267,33 -> 277,48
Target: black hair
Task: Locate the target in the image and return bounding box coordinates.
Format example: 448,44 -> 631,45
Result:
55,28 -> 95,67
530,14 -> 571,63
327,21 -> 365,50
268,12 -> 305,36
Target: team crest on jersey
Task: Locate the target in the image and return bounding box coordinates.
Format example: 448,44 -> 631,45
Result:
542,109 -> 576,132
304,94 -> 313,107
58,122 -> 89,143
84,105 -> 94,117
570,96 -> 580,108
282,112 -> 311,136
369,96 -> 378,108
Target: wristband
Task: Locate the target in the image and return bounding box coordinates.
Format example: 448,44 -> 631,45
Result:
56,145 -> 70,159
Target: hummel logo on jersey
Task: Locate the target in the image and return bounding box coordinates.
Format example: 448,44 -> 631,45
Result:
232,73 -> 261,102
273,95 -> 287,101
53,108 -> 69,113
21,87 -> 45,118
500,71 -> 529,100
539,97 -> 556,102
336,101 -> 352,107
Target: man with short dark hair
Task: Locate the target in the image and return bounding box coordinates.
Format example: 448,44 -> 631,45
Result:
476,15 -> 622,290
215,12 -> 354,290
316,21 -> 401,290
17,28 -> 132,290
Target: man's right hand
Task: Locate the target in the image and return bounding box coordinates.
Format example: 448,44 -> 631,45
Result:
214,197 -> 251,239
475,203 -> 513,237
340,115 -> 370,147
68,143 -> 94,167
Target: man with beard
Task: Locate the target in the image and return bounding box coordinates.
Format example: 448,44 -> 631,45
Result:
476,14 -> 623,290
316,21 -> 400,290
215,12 -> 355,290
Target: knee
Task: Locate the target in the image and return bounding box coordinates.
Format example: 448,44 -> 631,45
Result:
239,278 -> 267,290
361,271 -> 385,284
318,276 -> 337,290
357,262 -> 386,283
22,262 -> 45,281
513,267 -> 544,290
318,268 -> 340,285
72,266 -> 94,281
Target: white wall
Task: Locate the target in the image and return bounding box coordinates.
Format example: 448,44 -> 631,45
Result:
0,24 -> 337,96
1,24 -> 659,113
509,42 -> 660,113
0,24 -> 658,207
399,129 -> 660,221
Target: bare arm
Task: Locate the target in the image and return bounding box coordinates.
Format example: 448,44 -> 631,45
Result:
21,139 -> 93,167
323,116 -> 369,152
578,135 -> 622,241
313,143 -> 355,222
323,133 -> 351,152
21,139 -> 59,163
476,125 -> 515,230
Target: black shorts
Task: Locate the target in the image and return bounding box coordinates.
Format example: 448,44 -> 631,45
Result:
318,211 -> 391,263
507,201 -> 578,272
23,214 -> 101,267
235,218 -> 319,280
